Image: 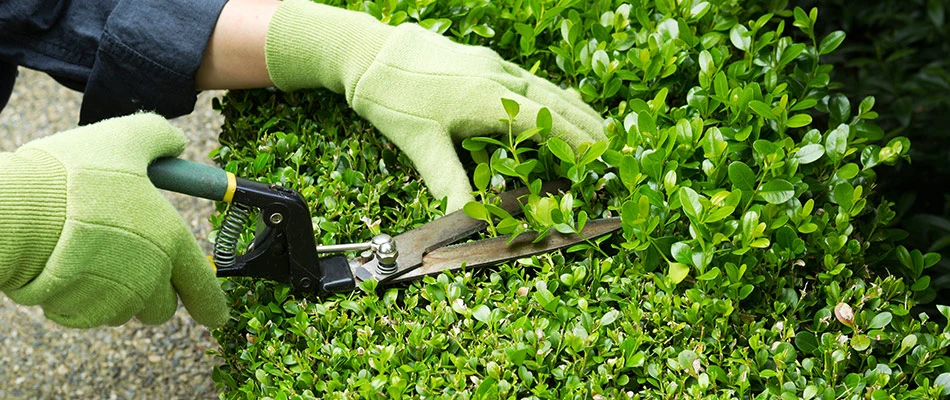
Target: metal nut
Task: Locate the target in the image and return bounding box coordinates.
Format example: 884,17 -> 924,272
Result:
269,212 -> 284,225
360,250 -> 375,263
371,234 -> 399,274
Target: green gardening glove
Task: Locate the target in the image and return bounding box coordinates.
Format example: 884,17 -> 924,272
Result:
0,114 -> 229,329
265,0 -> 607,211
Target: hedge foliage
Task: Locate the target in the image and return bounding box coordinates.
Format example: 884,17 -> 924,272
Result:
209,0 -> 949,398
796,0 -> 950,297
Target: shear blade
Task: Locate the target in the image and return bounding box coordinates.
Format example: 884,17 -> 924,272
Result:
386,217 -> 621,283
388,180 -> 572,276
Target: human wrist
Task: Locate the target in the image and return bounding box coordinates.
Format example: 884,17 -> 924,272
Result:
264,0 -> 391,99
0,150 -> 67,291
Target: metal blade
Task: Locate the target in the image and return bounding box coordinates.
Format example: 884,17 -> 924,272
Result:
385,217 -> 621,284
354,180 -> 572,283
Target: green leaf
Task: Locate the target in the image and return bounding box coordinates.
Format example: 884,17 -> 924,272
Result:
464,201 -> 489,221
485,205 -> 512,220
778,43 -> 806,67
753,139 -> 778,156
515,127 -> 543,146
515,159 -> 538,177
825,124 -> 849,163
668,262 -> 690,284
714,71 -> 729,98
690,2 -> 711,19
786,114 -> 813,128
637,111 -> 656,135
547,137 -> 575,163
671,242 -> 692,265
795,144 -> 824,164
513,22 -> 534,38
619,155 -> 639,190
828,94 -> 851,125
492,157 -> 519,177
836,163 -> 859,180
496,217 -> 521,234
859,96 -> 876,116
657,19 -> 680,42
469,136 -> 507,148
252,152 -> 272,174
577,210 -> 588,232
758,179 -> 795,204
795,331 -> 819,354
418,18 -> 452,33
471,24 -> 496,38
929,0 -> 946,28
924,252 -> 941,268
833,182 -> 854,209
819,31 -> 846,55
641,149 -> 666,181
473,163 -> 490,191
501,98 -> 520,120
592,49 -> 610,77
680,187 -> 703,220
896,246 -> 915,270
472,305 -> 491,323
804,386 -> 818,400
793,7 -> 810,31
851,334 -> 871,351
868,312 -> 893,329
730,24 -> 751,51
696,267 -> 721,281
775,226 -> 798,250
599,309 -> 620,327
936,373 -> 950,396
900,334 -> 918,355
579,141 -> 608,165
505,345 -> 528,367
677,350 -> 698,371
536,107 -> 552,132
728,161 -> 757,191
702,127 -> 726,160
749,100 -> 775,119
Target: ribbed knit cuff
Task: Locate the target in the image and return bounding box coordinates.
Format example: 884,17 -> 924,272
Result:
0,149 -> 67,291
264,0 -> 391,101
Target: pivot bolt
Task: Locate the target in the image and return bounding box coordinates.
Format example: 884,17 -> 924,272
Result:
371,234 -> 398,275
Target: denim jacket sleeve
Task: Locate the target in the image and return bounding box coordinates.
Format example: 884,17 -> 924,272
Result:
0,0 -> 227,125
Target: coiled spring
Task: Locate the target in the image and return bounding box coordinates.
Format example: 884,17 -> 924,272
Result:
213,202 -> 253,268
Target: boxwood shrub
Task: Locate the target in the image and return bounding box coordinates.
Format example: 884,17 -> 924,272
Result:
208,0 -> 949,398
795,0 -> 950,299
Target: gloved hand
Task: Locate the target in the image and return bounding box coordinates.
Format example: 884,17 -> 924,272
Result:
0,114 -> 229,329
264,0 -> 606,211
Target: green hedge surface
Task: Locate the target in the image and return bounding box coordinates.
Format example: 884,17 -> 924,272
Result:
795,0 -> 950,299
209,0 -> 949,398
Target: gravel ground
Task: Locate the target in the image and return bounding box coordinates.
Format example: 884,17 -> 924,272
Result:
0,68 -> 226,399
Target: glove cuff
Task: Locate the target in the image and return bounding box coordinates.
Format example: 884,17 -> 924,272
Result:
0,150 -> 66,291
265,0 -> 391,100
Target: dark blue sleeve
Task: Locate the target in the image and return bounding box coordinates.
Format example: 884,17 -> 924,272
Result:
0,0 -> 227,125
0,62 -> 14,111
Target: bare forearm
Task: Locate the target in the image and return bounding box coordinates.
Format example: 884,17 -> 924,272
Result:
195,0 -> 279,90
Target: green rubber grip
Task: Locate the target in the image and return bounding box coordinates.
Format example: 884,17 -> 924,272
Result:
147,157 -> 233,202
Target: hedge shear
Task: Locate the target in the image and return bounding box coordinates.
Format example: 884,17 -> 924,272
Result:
147,158 -> 621,293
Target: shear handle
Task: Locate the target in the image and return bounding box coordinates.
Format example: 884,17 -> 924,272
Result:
148,157 -> 356,293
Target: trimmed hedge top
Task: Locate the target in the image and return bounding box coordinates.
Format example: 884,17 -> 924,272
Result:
209,0 -> 948,398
